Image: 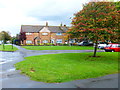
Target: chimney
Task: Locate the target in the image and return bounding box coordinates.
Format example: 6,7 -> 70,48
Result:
46,22 -> 48,26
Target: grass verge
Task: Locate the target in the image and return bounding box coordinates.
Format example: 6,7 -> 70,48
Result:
15,52 -> 118,83
0,45 -> 18,51
22,46 -> 95,50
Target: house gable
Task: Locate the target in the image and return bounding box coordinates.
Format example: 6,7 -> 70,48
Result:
40,27 -> 51,32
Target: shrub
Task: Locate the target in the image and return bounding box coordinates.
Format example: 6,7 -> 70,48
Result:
26,43 -> 34,46
45,43 -> 55,46
73,43 -> 78,46
21,44 -> 24,46
58,43 -> 69,46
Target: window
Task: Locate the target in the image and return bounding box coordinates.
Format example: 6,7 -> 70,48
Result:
42,33 -> 48,35
42,40 -> 48,43
51,39 -> 54,43
26,33 -> 32,35
56,39 -> 62,43
56,33 -> 62,35
118,45 -> 120,47
37,40 -> 40,44
112,44 -> 119,48
26,40 -> 32,44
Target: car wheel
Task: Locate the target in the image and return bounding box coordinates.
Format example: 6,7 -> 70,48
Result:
112,50 -> 114,52
105,50 -> 108,52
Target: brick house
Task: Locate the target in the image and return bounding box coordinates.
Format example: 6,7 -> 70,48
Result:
20,22 -> 69,45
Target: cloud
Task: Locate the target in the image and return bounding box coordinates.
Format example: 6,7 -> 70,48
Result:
0,0 -> 90,36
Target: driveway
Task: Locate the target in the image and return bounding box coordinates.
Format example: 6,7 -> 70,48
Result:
0,45 -> 118,88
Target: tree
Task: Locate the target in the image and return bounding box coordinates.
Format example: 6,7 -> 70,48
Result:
19,32 -> 26,44
0,31 -> 11,44
68,1 -> 119,57
12,34 -> 21,45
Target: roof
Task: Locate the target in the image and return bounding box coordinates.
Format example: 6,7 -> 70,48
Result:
21,25 -> 68,33
21,25 -> 44,32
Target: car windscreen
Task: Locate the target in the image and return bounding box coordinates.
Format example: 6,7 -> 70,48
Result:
106,44 -> 112,47
111,44 -> 118,48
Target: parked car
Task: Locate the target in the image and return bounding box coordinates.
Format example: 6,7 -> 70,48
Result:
98,42 -> 108,49
77,41 -> 93,46
104,43 -> 120,52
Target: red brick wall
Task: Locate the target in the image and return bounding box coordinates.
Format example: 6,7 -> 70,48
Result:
23,32 -> 66,45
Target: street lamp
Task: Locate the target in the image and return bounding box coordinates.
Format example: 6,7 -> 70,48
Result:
11,38 -> 14,49
2,32 -> 5,49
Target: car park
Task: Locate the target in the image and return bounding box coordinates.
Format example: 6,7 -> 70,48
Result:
104,43 -> 120,52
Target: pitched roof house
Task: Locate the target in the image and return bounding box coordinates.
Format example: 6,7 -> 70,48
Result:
20,22 -> 69,45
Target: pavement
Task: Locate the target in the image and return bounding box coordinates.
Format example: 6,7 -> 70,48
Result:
0,45 -> 119,88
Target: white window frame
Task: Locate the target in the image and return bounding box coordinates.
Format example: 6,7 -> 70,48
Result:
42,33 -> 48,35
56,33 -> 62,35
51,39 -> 54,43
26,33 -> 32,35
26,40 -> 32,44
42,40 -> 48,43
56,39 -> 62,43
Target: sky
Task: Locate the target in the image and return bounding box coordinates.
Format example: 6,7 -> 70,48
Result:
0,0 -> 119,36
0,0 -> 91,36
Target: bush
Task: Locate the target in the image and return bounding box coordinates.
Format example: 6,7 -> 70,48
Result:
45,43 -> 55,46
21,44 -> 24,46
56,43 -> 69,46
72,43 -> 78,46
26,43 -> 34,46
37,43 -> 44,46
37,43 -> 55,46
63,44 -> 69,46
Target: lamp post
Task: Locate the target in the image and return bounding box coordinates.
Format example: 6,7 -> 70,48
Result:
12,38 -> 13,49
2,32 -> 5,49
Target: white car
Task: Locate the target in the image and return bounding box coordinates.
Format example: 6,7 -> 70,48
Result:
98,43 -> 107,49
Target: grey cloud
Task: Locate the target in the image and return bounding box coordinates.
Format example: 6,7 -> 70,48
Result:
29,13 -> 72,25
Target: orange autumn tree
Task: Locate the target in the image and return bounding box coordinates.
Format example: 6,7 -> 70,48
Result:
68,1 -> 119,57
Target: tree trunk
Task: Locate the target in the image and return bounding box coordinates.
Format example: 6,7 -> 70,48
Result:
3,40 -> 5,49
93,41 -> 98,57
12,39 -> 13,49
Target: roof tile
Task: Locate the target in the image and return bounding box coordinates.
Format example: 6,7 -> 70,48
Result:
21,25 -> 68,33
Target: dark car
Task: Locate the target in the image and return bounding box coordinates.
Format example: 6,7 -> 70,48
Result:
104,44 -> 120,52
78,41 -> 93,46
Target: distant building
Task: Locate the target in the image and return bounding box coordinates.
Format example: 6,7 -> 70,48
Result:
20,22 -> 69,45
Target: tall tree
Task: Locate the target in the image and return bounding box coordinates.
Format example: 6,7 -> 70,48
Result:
68,1 -> 119,57
0,31 -> 11,43
19,32 -> 26,44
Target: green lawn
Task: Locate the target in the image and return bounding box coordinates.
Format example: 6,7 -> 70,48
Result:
22,46 -> 95,50
15,52 -> 118,83
0,45 -> 18,51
